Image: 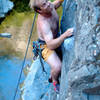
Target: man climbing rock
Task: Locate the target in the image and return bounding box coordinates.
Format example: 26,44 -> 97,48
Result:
30,0 -> 73,93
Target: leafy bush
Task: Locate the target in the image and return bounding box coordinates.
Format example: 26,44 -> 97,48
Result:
11,0 -> 30,12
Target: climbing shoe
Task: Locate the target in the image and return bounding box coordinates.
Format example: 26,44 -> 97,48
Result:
53,82 -> 60,93
48,77 -> 52,83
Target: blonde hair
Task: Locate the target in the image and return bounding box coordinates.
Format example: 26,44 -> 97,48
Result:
29,0 -> 48,11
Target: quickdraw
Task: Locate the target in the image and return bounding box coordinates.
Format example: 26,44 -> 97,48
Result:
32,41 -> 47,74
33,41 -> 42,60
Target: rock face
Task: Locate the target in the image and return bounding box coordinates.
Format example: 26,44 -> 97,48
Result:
0,0 -> 13,18
21,59 -> 51,100
60,0 -> 100,100
22,0 -> 100,100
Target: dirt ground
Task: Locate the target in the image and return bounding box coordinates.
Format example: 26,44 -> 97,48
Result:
0,12 -> 38,59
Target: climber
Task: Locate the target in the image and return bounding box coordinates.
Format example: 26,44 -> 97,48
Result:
29,0 -> 73,93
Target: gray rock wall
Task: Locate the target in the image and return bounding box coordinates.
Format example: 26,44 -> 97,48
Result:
21,59 -> 51,100
61,0 -> 100,100
59,0 -> 76,100
0,0 -> 13,18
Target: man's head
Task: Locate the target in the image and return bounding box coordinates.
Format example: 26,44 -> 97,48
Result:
29,0 -> 53,15
29,0 -> 45,10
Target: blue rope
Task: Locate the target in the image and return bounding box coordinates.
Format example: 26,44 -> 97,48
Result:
13,12 -> 37,100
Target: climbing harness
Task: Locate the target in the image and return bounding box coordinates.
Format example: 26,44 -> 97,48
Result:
33,41 -> 41,60
13,12 -> 37,100
32,40 -> 47,74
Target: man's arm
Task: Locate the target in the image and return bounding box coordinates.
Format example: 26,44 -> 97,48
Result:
44,31 -> 72,50
52,0 -> 64,9
40,21 -> 73,50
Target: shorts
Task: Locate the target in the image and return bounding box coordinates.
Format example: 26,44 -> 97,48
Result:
41,44 -> 54,61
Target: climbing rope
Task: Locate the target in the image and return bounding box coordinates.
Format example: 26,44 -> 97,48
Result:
39,50 -> 47,74
13,12 -> 37,100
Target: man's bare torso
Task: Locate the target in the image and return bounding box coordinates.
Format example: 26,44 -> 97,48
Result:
37,6 -> 59,40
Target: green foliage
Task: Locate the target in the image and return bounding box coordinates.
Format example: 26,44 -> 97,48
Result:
0,11 -> 31,29
11,0 -> 30,12
57,6 -> 63,26
0,11 -> 35,57
50,0 -> 54,1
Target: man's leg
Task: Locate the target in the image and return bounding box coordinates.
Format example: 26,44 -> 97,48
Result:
46,51 -> 62,83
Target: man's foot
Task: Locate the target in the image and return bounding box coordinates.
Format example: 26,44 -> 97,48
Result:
53,82 -> 60,94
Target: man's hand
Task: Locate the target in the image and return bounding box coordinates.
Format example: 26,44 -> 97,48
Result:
64,28 -> 74,38
53,0 -> 64,9
59,0 -> 64,2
